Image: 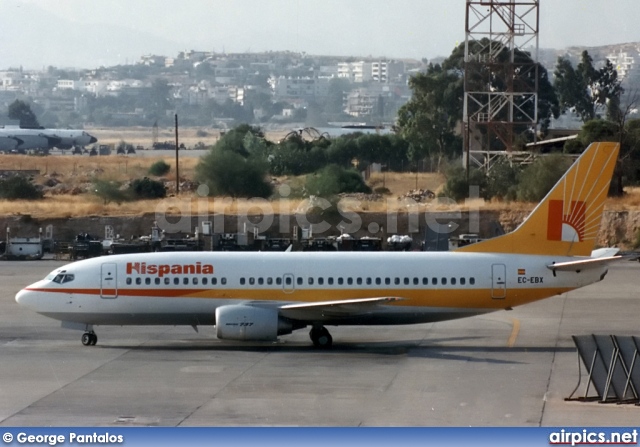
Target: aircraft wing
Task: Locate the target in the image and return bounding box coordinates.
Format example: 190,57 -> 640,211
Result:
278,296 -> 404,320
547,255 -> 623,272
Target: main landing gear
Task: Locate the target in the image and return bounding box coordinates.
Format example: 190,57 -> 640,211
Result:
81,331 -> 98,346
309,325 -> 333,348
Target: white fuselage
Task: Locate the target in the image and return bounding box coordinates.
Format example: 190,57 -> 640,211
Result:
15,251 -> 605,328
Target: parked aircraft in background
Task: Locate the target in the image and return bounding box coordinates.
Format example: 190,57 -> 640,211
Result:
16,142 -> 622,348
0,126 -> 97,152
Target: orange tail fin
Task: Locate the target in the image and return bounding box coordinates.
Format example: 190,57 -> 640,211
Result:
456,142 -> 620,256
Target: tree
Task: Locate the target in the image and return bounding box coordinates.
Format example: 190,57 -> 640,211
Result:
395,63 -> 463,171
196,147 -> 273,198
196,125 -> 273,198
8,100 -> 40,128
445,40 -> 559,138
554,51 -> 623,122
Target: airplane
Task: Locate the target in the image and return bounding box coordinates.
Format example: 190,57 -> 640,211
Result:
0,126 -> 97,151
15,142 -> 622,348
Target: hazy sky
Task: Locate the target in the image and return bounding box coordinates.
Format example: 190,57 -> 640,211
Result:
2,0 -> 640,69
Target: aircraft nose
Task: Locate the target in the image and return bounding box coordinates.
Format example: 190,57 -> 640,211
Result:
89,136 -> 98,144
15,286 -> 39,309
15,288 -> 30,306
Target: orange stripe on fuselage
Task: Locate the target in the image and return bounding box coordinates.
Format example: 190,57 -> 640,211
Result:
26,286 -> 573,310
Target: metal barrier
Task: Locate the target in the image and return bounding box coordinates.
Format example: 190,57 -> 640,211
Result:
567,335 -> 639,405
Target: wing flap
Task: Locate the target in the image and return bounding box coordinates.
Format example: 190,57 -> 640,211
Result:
279,296 -> 404,320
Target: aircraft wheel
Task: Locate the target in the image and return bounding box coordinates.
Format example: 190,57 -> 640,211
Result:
82,332 -> 98,346
310,326 -> 333,348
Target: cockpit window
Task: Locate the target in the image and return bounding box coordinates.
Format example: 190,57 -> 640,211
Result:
50,271 -> 75,284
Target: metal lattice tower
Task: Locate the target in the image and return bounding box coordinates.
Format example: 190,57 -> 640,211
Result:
463,0 -> 539,163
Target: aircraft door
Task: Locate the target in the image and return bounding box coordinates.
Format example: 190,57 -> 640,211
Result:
491,264 -> 506,299
101,263 -> 118,298
282,273 -> 295,294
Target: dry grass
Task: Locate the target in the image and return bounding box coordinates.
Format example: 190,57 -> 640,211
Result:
368,171 -> 445,194
4,148 -> 640,219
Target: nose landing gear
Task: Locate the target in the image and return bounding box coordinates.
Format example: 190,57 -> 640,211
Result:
81,331 -> 98,346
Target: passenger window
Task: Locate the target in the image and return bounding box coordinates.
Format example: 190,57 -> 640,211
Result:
356,278 -> 362,285
165,277 -> 170,285
470,277 -> 475,285
277,277 -> 283,285
432,277 -> 437,285
284,277 -> 290,286
451,277 -> 456,285
240,278 -> 245,285
193,278 -> 198,285
211,277 -> 217,285
173,278 -> 179,285
155,278 -> 160,285
126,277 -> 132,285
183,277 -> 189,285
394,278 -> 400,285
347,278 -> 353,285
145,278 -> 151,285
441,277 -> 447,285
297,277 -> 303,285
221,278 -> 227,285
422,277 -> 428,285
338,278 -> 343,285
366,278 -> 372,285
413,277 -> 419,285
404,278 -> 409,285
318,277 -> 324,285
202,278 -> 208,285
136,278 -> 142,285
258,278 -> 264,285
308,277 -> 314,285
267,277 -> 273,285
328,277 -> 334,285
375,278 -> 381,285
460,278 -> 466,285
385,278 -> 391,285
249,278 -> 255,285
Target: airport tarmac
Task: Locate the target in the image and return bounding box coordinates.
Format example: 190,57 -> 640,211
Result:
1,260 -> 639,427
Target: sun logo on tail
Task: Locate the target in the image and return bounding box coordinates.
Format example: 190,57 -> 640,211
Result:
547,200 -> 586,242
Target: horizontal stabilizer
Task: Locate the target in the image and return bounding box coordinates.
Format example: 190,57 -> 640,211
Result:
547,255 -> 623,272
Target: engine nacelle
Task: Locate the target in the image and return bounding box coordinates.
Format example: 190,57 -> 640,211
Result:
215,305 -> 292,341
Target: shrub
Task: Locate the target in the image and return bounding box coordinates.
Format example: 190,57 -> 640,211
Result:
441,165 -> 487,202
485,159 -> 521,201
517,154 -> 573,202
148,160 -> 171,176
129,177 -> 167,199
92,179 -> 128,204
0,176 -> 43,200
305,165 -> 371,197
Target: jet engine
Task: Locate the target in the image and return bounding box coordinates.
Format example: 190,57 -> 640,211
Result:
215,305 -> 293,341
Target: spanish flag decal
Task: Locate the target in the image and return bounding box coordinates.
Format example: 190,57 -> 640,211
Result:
518,268 -> 526,275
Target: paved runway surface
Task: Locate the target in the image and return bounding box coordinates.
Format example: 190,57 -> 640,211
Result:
1,260 -> 639,426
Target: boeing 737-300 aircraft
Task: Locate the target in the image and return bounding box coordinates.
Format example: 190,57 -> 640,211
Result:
16,142 -> 622,348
